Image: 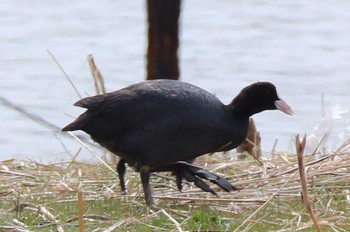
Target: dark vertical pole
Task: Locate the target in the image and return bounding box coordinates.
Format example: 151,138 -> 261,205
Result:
146,0 -> 181,80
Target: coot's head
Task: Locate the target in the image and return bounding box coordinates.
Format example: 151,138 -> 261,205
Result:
229,82 -> 293,117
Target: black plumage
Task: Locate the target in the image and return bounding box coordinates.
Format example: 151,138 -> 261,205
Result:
62,80 -> 292,205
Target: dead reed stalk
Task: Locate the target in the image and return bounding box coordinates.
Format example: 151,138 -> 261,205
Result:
87,54 -> 106,95
296,134 -> 322,232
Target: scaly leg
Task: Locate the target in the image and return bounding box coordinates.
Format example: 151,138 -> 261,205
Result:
116,159 -> 127,192
140,165 -> 153,206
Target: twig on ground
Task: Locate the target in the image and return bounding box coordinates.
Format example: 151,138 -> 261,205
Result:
160,208 -> 184,232
102,219 -> 127,232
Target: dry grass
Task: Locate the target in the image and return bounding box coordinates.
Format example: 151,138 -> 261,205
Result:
1,139 -> 350,231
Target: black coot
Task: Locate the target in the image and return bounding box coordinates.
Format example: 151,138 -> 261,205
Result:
62,80 -> 293,205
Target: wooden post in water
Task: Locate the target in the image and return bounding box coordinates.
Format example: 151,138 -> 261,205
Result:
146,0 -> 181,80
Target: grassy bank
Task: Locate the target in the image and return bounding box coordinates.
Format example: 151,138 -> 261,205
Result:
1,147 -> 350,231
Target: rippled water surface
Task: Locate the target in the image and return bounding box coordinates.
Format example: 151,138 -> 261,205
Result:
1,1 -> 350,161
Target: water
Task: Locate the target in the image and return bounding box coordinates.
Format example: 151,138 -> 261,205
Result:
1,0 -> 350,162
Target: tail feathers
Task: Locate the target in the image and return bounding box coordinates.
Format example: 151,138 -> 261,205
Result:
62,112 -> 90,132
62,121 -> 82,132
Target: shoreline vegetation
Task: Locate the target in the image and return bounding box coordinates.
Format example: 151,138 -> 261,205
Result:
1,137 -> 349,231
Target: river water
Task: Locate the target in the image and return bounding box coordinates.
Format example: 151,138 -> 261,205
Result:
1,0 -> 349,162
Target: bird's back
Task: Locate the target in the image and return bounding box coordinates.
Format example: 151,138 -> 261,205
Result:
63,80 -> 248,166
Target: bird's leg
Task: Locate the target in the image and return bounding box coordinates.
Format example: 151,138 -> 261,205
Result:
151,161 -> 236,194
175,166 -> 183,192
116,159 -> 127,192
150,162 -> 215,194
175,159 -> 195,191
177,161 -> 237,192
151,159 -> 195,192
181,166 -> 217,195
155,161 -> 236,194
140,165 -> 153,206
149,164 -> 184,191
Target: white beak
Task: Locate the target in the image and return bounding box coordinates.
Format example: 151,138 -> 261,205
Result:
275,99 -> 293,115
